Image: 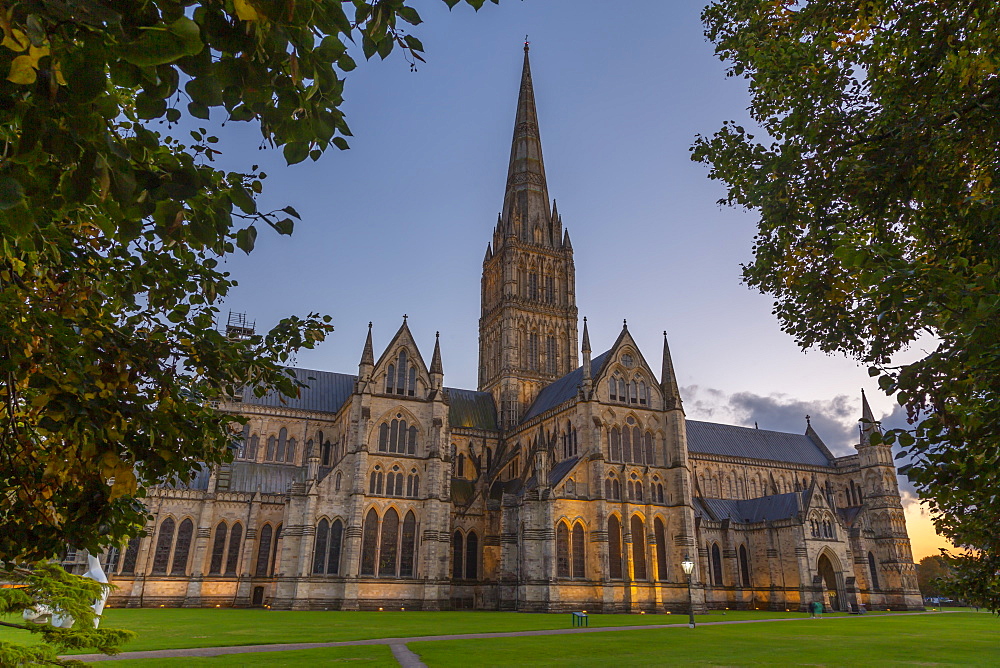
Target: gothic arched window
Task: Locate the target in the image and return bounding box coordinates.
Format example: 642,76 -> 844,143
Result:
406,470 -> 419,497
256,523 -> 274,577
400,512 -> 417,577
632,426 -> 643,464
545,336 -> 557,374
150,517 -> 174,575
246,434 -> 259,460
170,518 -> 193,576
286,437 -> 296,463
386,364 -> 395,393
369,465 -> 384,495
608,515 -> 623,580
639,381 -> 647,405
644,431 -> 654,466
556,522 -> 570,578
631,515 -> 647,580
711,543 -> 724,586
209,521 -> 227,575
654,517 -> 668,580
610,427 -> 622,461
465,531 -> 478,580
328,519 -> 344,575
225,523 -> 243,575
739,544 -> 751,587
361,509 -> 378,576
622,425 -> 632,462
312,519 -> 329,574
572,522 -> 585,578
457,453 -> 465,478
379,508 -> 400,577
396,351 -> 407,394
120,537 -> 140,575
609,378 -> 618,401
276,427 -> 287,462
265,436 -> 276,461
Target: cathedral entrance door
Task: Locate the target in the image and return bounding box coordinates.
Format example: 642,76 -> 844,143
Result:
817,554 -> 840,611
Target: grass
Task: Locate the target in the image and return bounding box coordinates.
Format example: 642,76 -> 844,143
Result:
1,608 -> 876,653
411,612 -> 1000,667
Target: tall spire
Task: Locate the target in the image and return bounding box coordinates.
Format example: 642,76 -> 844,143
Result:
581,316 -> 591,354
661,331 -> 683,412
581,317 -> 592,384
501,43 -> 552,246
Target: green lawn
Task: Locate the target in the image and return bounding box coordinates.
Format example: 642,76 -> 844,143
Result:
110,645 -> 398,667
71,611 -> 998,667
2,608 -> 866,653
410,613 -> 1000,667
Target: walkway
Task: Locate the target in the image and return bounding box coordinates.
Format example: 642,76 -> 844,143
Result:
71,611 -> 952,666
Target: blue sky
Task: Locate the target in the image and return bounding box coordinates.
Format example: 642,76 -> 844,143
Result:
205,0 -> 918,455
194,0 -> 947,557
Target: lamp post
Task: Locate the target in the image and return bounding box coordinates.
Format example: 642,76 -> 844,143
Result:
682,555 -> 695,629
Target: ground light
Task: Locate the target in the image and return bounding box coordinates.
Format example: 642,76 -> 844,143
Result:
682,555 -> 695,629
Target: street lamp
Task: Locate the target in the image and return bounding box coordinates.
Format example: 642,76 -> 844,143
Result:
682,555 -> 695,629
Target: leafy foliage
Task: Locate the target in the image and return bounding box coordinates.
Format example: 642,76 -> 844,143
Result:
0,0 -> 496,563
0,563 -> 136,665
692,0 -> 1000,610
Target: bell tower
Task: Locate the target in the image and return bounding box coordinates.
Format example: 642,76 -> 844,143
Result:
478,44 -> 579,429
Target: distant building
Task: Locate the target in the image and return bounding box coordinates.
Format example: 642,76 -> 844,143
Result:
94,47 -> 921,612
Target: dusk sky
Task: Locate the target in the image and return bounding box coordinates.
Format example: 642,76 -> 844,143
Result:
201,1 -> 946,558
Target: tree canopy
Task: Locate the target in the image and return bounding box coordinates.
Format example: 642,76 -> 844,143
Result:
692,0 -> 1000,610
0,0 -> 496,564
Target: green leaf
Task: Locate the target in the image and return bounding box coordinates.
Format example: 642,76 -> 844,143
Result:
398,7 -> 422,25
188,101 -> 210,119
283,142 -> 310,165
272,217 -> 294,235
0,177 -> 24,210
361,35 -> 378,60
236,226 -> 257,254
185,76 -> 223,107
230,185 -> 256,214
332,137 -> 349,150
166,107 -> 181,123
281,206 -> 301,220
135,93 -> 167,120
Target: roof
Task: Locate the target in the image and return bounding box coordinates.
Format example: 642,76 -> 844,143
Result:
548,455 -> 579,487
686,420 -> 833,467
522,350 -> 612,421
243,368 -> 355,415
695,492 -> 802,523
228,462 -> 305,494
446,387 -> 498,431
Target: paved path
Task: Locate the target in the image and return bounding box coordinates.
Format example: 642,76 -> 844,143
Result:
71,611 -> 954,665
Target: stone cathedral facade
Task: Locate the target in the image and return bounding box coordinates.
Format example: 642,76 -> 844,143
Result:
99,49 -> 923,613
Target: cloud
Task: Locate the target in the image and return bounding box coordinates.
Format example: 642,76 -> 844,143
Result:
682,385 -> 860,456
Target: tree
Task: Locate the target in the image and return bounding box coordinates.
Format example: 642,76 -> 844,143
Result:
916,555 -> 949,599
0,0 -> 496,561
692,0 -> 1000,611
0,563 -> 135,667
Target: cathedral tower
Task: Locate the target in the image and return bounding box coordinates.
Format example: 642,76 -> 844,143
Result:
479,45 -> 579,428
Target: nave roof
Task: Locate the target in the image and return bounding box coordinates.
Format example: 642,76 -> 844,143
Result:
686,420 -> 833,467
695,492 -> 802,524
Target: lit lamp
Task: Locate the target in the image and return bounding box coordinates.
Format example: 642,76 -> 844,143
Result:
682,555 -> 695,629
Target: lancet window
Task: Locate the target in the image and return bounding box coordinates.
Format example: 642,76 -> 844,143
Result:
654,517 -> 668,580
630,515 -> 647,580
385,350 -> 418,396
608,419 -> 651,465
360,508 -> 418,578
608,515 -> 623,580
452,529 -> 479,580
556,521 -> 587,578
545,336 -> 558,374
377,415 -> 418,455
561,421 -> 578,459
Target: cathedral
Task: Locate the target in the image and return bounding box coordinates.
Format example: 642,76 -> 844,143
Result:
98,47 -> 923,613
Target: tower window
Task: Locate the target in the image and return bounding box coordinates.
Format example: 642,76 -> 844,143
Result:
528,273 -> 538,300
545,336 -> 558,374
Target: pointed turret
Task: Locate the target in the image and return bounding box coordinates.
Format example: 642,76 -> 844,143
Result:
661,331 -> 683,411
501,43 -> 552,247
429,331 -> 443,390
860,388 -> 878,446
359,321 -> 374,379
562,228 -> 572,249
581,317 -> 592,383
484,242 -> 493,263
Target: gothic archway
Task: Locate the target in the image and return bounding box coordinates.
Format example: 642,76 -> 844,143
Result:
817,553 -> 841,611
